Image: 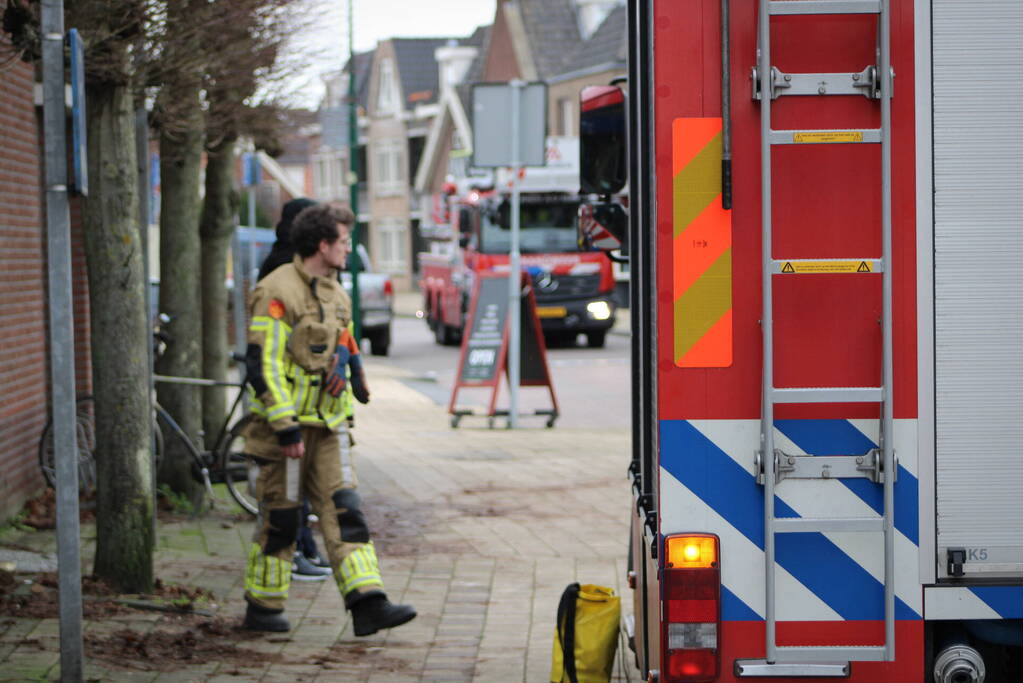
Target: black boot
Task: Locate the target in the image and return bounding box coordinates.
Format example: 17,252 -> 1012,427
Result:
347,590 -> 417,637
243,601 -> 291,632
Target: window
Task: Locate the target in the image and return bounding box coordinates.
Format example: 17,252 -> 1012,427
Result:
312,150 -> 347,201
377,59 -> 397,114
376,218 -> 408,273
558,97 -> 574,136
373,140 -> 404,196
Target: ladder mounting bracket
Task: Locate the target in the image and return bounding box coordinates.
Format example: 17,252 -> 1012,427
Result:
753,65 -> 883,100
755,448 -> 896,485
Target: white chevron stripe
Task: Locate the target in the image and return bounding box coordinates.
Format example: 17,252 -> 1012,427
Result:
661,469 -> 842,622
925,587 -> 1001,620
685,419 -> 922,617
847,418 -> 919,478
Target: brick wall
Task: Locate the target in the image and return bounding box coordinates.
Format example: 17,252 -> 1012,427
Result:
0,18 -> 93,520
0,48 -> 48,519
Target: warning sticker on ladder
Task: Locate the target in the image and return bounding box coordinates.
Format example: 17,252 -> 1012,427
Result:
778,260 -> 874,274
792,131 -> 864,144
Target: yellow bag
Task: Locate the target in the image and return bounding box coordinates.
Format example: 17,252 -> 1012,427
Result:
550,583 -> 621,683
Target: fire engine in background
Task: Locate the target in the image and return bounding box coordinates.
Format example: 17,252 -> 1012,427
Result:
419,137 -> 617,349
581,1 -> 1023,682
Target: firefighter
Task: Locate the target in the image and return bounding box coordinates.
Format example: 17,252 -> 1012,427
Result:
241,202 -> 416,635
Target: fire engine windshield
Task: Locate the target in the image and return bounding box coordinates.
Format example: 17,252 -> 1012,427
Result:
479,197 -> 580,254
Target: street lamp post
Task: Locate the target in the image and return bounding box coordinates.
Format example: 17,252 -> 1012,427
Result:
347,0 -> 362,341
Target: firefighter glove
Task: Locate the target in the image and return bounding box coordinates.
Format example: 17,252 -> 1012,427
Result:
324,345 -> 350,398
349,354 -> 370,404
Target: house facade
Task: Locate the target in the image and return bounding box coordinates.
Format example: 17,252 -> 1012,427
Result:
414,0 -> 626,229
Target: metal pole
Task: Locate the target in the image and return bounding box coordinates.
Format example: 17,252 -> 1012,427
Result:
720,0 -> 732,210
347,0 -> 362,341
247,182 -> 256,227
41,2 -> 83,680
231,231 -> 246,352
135,104 -> 156,532
508,80 -> 523,429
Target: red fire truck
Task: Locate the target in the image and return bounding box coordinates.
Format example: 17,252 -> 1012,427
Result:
419,140 -> 617,349
581,1 -> 1023,682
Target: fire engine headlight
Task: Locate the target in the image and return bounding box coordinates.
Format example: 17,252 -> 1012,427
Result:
586,300 -> 612,321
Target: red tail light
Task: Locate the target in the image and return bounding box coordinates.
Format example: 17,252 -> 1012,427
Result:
662,534 -> 720,682
383,279 -> 394,297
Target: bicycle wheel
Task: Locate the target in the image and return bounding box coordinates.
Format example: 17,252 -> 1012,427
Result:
218,413 -> 259,516
38,396 -> 97,495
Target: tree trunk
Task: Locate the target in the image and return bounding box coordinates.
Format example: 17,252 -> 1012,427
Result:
84,79 -> 154,593
200,137 -> 239,442
155,80 -> 205,507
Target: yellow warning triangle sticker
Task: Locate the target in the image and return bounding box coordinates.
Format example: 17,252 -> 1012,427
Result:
857,261 -> 870,273
781,262 -> 795,273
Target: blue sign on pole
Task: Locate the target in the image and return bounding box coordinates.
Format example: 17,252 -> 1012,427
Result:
243,153 -> 261,187
68,29 -> 88,196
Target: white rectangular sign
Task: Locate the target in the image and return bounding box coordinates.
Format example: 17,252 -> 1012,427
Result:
472,82 -> 547,168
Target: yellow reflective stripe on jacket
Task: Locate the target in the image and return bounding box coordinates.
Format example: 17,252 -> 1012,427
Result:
251,315 -> 296,421
337,543 -> 383,595
244,543 -> 290,599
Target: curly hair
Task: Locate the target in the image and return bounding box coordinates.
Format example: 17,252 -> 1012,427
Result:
290,203 -> 355,258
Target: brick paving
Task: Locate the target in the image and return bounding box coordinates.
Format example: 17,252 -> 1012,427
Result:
0,361 -> 636,681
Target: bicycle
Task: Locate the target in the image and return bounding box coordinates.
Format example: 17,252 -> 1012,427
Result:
39,318 -> 261,516
39,365 -> 261,516
39,395 -> 165,496
152,361 -> 259,515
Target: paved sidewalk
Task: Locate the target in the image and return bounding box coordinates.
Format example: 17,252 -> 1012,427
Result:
0,361 -> 635,681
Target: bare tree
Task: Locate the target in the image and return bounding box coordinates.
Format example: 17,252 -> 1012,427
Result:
4,0 -> 155,592
151,0 -> 208,506
199,0 -> 299,442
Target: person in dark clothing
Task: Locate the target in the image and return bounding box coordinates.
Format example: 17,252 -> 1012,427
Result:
257,197 -> 317,282
258,196 -> 331,581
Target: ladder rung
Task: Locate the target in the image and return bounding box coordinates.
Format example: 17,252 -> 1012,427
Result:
769,129 -> 881,145
774,645 -> 887,663
772,387 -> 883,403
775,517 -> 883,533
769,0 -> 880,15
772,258 -> 882,274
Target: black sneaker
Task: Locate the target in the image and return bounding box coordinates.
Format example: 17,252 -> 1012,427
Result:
243,602 -> 290,632
292,552 -> 331,581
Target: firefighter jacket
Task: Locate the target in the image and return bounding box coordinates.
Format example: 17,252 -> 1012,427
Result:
247,255 -> 358,443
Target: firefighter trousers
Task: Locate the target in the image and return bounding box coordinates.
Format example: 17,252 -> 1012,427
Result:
243,419 -> 383,611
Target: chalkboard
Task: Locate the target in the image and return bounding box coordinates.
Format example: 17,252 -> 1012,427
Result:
457,274 -> 551,385
461,276 -> 509,382
516,293 -> 548,385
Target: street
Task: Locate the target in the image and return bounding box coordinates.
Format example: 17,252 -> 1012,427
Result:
373,312 -> 631,431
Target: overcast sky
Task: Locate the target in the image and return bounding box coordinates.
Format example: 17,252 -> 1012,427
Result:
282,0 -> 497,107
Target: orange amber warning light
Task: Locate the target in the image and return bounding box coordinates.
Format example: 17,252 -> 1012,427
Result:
666,535 -> 717,570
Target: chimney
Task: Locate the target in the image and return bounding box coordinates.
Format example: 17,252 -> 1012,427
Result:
435,40 -> 479,92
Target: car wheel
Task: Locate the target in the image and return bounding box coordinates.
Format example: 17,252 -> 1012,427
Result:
435,318 -> 459,346
586,331 -> 607,348
369,327 -> 390,356
546,332 -> 575,348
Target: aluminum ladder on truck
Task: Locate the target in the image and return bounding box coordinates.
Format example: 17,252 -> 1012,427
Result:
736,0 -> 896,677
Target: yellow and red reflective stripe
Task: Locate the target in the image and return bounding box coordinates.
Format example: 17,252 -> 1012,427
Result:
251,315 -> 296,420
672,118 -> 733,368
